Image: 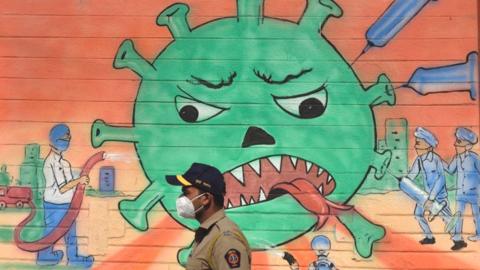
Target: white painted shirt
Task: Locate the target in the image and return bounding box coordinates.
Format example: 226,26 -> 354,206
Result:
43,150 -> 75,204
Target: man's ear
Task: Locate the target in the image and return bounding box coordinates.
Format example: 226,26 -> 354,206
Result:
201,193 -> 212,206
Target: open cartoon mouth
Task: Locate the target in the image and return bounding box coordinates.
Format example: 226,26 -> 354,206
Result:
223,155 -> 352,230
223,155 -> 337,207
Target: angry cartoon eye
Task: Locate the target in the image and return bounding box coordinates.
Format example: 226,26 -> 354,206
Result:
175,96 -> 226,123
273,86 -> 327,119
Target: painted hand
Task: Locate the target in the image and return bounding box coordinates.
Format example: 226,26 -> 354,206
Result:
423,199 -> 434,217
79,175 -> 90,185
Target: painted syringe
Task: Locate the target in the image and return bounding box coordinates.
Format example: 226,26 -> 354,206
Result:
385,168 -> 459,234
352,0 -> 437,64
403,51 -> 478,100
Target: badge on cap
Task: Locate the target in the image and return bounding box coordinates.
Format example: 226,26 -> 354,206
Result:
225,249 -> 241,268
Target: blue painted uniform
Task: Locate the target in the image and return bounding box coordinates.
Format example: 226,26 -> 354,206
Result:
445,151 -> 480,241
408,151 -> 451,238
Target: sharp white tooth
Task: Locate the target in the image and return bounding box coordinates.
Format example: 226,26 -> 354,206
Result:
317,167 -> 324,176
305,161 -> 312,173
231,167 -> 244,185
318,185 -> 324,194
249,160 -> 261,175
240,196 -> 247,206
290,156 -> 298,167
227,200 -> 233,209
259,188 -> 267,201
250,197 -> 255,204
268,156 -> 282,172
327,175 -> 333,183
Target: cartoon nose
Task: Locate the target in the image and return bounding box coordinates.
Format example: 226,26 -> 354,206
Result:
242,126 -> 275,148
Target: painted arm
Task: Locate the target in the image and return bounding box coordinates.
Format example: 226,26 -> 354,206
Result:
473,154 -> 480,186
59,160 -> 89,194
59,176 -> 89,194
427,157 -> 446,201
407,157 -> 420,180
474,153 -> 480,172
443,156 -> 457,174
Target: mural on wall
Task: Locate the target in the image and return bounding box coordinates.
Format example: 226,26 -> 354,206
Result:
0,0 -> 478,269
93,0 -> 397,263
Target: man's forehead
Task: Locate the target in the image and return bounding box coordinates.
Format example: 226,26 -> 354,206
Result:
182,186 -> 199,193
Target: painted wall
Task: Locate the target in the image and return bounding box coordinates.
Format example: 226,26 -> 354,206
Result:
0,0 -> 479,269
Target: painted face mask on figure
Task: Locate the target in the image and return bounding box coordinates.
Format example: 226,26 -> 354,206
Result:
414,138 -> 431,156
454,139 -> 470,155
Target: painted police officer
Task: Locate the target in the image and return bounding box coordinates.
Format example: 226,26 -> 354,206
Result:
445,127 -> 480,250
407,127 -> 452,245
167,163 -> 251,269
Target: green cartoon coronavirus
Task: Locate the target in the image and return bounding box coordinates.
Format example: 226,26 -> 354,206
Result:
91,0 -> 395,264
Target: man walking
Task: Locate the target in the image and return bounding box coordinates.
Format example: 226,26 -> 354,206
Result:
167,162 -> 251,269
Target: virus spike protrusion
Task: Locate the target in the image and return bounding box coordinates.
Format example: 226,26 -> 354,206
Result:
91,119 -> 138,148
157,3 -> 191,38
113,40 -> 156,78
366,73 -> 396,107
237,0 -> 264,26
299,0 -> 342,32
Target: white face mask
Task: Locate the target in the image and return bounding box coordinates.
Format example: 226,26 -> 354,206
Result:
176,193 -> 206,219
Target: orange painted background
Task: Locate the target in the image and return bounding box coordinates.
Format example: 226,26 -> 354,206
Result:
0,0 -> 479,269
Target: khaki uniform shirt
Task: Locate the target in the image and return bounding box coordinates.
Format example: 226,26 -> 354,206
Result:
186,209 -> 251,270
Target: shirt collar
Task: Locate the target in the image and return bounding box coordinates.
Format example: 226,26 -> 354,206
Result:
421,151 -> 434,162
459,151 -> 469,161
50,149 -> 63,161
199,209 -> 225,229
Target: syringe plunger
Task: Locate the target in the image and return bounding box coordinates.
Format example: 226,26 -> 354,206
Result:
404,52 -> 478,100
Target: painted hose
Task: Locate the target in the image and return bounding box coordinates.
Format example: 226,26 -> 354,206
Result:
14,151 -> 105,252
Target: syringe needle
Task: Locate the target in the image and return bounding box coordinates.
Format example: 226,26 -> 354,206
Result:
350,53 -> 362,66
362,43 -> 372,55
350,44 -> 371,66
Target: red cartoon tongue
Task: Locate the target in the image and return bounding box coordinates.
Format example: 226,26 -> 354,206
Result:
272,178 -> 352,230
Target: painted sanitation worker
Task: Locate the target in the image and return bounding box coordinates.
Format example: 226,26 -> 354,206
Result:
308,235 -> 337,270
37,124 -> 94,267
167,163 -> 251,270
407,127 -> 453,246
445,127 -> 480,250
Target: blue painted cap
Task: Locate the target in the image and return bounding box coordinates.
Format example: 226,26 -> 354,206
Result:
414,127 -> 438,148
455,127 -> 478,144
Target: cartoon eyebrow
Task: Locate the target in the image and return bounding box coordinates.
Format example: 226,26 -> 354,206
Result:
187,72 -> 237,89
253,68 -> 313,84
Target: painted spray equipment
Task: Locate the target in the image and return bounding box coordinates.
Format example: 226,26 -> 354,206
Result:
386,169 -> 460,235
14,152 -> 105,252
